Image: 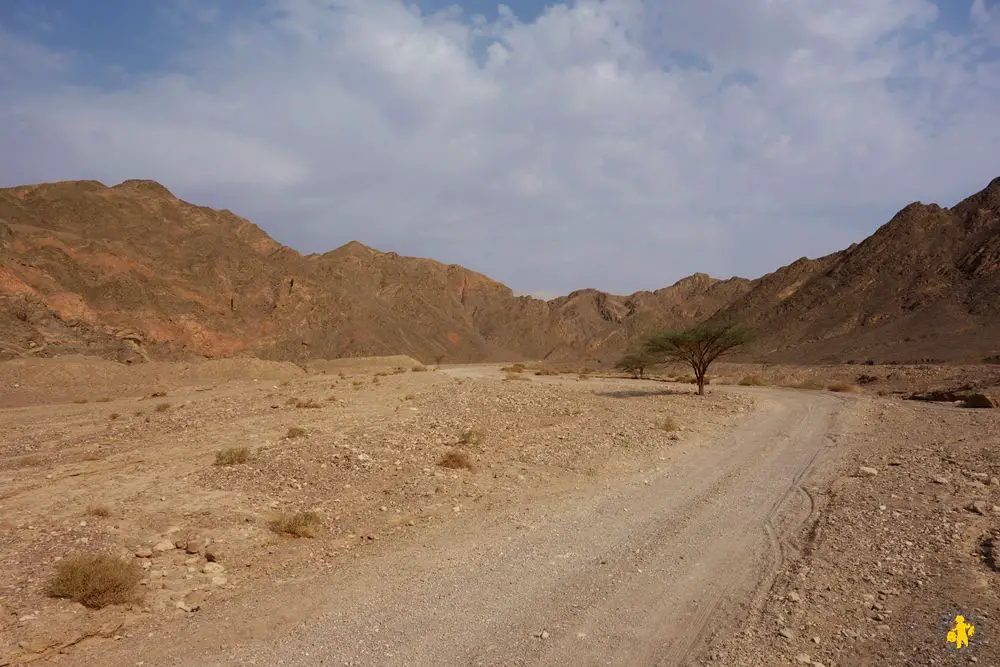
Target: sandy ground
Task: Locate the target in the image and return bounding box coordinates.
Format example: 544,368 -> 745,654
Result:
1,358 -> 997,666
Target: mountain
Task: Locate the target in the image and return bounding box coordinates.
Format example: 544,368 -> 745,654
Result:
712,176 -> 1000,363
2,176 -> 998,366
0,179 -> 749,365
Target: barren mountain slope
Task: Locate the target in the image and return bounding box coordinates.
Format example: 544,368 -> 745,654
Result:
714,177 -> 1000,363
0,180 -> 743,365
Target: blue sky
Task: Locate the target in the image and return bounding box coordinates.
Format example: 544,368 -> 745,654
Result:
1,1 -> 999,297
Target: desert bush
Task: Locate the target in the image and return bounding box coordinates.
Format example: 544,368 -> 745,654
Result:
150,391 -> 167,398
73,398 -> 89,404
659,417 -> 679,432
438,450 -> 475,471
412,365 -> 428,372
502,363 -> 526,373
215,447 -> 252,465
86,504 -> 112,518
876,389 -> 891,396
47,553 -> 142,609
295,399 -> 322,409
108,413 -> 120,420
154,402 -> 171,412
393,367 -> 406,374
534,368 -> 558,376
827,382 -> 862,393
285,426 -> 307,439
269,511 -> 321,538
458,427 -> 482,445
738,375 -> 767,386
578,373 -> 590,380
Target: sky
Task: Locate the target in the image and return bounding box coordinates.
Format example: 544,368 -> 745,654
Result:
1,1 -> 998,298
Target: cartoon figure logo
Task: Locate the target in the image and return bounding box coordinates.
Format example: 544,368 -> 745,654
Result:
947,615 -> 975,649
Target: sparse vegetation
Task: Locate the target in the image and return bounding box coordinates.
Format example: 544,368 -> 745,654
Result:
645,324 -> 754,396
458,427 -> 482,445
86,504 -> 112,518
534,368 -> 558,376
295,399 -> 322,409
108,412 -> 120,420
578,373 -> 590,380
403,393 -> 416,400
827,382 -> 862,393
502,363 -> 526,373
47,553 -> 142,609
154,402 -> 171,412
659,417 -> 680,432
616,352 -> 657,379
150,391 -> 167,398
411,365 -> 428,372
285,426 -> 307,439
352,380 -> 364,387
269,511 -> 322,538
738,375 -> 767,386
439,450 -> 475,471
393,366 -> 406,374
215,447 -> 252,465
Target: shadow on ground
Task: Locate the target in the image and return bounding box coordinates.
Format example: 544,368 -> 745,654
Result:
592,388 -> 695,398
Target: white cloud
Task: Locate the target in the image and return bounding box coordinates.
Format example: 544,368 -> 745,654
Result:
1,0 -> 998,294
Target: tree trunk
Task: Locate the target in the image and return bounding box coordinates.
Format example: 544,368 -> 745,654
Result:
695,367 -> 706,395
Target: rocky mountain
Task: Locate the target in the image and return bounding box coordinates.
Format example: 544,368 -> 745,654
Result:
0,179 -> 749,365
2,176 -> 998,366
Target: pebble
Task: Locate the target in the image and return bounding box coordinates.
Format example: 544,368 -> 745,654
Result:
779,628 -> 796,640
153,540 -> 176,553
135,547 -> 153,558
933,476 -> 950,485
794,654 -> 812,665
966,501 -> 989,516
859,466 -> 878,477
202,562 -> 226,575
787,591 -> 801,603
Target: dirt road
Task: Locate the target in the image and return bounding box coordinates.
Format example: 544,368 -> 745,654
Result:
113,381 -> 853,667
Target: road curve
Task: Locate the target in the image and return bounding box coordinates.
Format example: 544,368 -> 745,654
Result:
123,384 -> 853,667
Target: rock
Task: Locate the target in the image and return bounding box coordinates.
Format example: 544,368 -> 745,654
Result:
968,472 -> 990,482
533,630 -> 549,639
787,591 -> 802,603
204,549 -> 218,563
811,636 -> 821,644
962,393 -> 998,408
18,636 -> 58,653
794,654 -> 812,665
991,477 -> 1000,486
183,538 -> 205,555
779,628 -> 796,640
183,591 -> 207,611
859,466 -> 878,477
967,501 -> 989,515
152,540 -> 175,553
202,562 -> 225,575
932,476 -> 950,485
134,547 -> 153,558
210,575 -> 228,587
175,600 -> 194,612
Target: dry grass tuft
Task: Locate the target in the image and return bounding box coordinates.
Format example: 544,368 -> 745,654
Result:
285,426 -> 307,439
108,413 -> 120,420
47,553 -> 142,609
86,504 -> 112,518
439,450 -> 476,471
458,427 -> 482,445
827,382 -> 862,393
738,375 -> 768,386
501,363 -> 526,373
403,393 -> 416,401
411,365 -> 428,372
659,416 -> 680,432
215,447 -> 252,465
392,366 -> 407,375
295,399 -> 322,409
269,511 -> 322,538
534,368 -> 558,376
154,402 -> 171,412
149,391 -> 167,398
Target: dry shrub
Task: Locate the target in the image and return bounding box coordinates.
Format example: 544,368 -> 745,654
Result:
502,363 -> 526,373
154,402 -> 171,412
578,373 -> 590,380
86,504 -> 112,517
504,372 -> 531,382
393,367 -> 407,375
47,553 -> 142,609
215,447 -> 252,465
403,393 -> 416,401
458,427 -> 482,445
659,417 -> 680,432
738,375 -> 767,386
827,382 -> 862,393
108,413 -> 120,420
534,368 -> 558,376
876,389 -> 891,397
73,398 -> 89,404
285,426 -> 307,439
411,365 -> 428,372
352,380 -> 364,387
270,511 -> 321,538
439,450 -> 475,471
149,391 -> 167,398
295,399 -> 322,409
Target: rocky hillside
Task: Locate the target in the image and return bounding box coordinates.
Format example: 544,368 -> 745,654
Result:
0,179 -> 749,365
2,176 -> 998,366
712,176 -> 1000,363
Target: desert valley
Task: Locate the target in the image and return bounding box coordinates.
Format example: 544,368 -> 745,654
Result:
1,176 -> 1000,667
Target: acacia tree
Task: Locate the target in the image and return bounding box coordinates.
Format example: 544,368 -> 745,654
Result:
615,352 -> 656,379
645,323 -> 754,395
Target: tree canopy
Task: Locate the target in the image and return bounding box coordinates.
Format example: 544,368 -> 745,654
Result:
645,323 -> 754,395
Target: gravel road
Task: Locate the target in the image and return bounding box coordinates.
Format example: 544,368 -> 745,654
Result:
144,385 -> 851,667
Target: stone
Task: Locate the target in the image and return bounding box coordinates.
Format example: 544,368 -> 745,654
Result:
787,591 -> 802,603
962,393 -> 998,409
779,628 -> 796,640
932,476 -> 950,485
152,540 -> 175,553
184,538 -> 205,555
967,501 -> 989,516
859,466 -> 878,477
968,472 -> 990,482
134,547 -> 153,558
210,575 -> 228,587
794,654 -> 812,665
991,477 -> 1000,486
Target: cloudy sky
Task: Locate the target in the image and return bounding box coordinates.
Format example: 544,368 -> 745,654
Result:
1,0 -> 998,297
